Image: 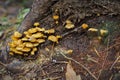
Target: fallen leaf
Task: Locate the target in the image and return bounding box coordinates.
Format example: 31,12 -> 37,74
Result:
66,62 -> 82,80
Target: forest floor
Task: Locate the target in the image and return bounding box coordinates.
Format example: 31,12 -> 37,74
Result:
0,1 -> 120,80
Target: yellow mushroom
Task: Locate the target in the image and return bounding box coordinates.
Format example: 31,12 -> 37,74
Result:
13,31 -> 22,38
53,15 -> 59,20
16,44 -> 25,51
66,49 -> 73,54
48,35 -> 59,43
28,28 -> 38,33
34,22 -> 40,27
35,27 -> 45,32
36,39 -> 45,43
12,40 -> 23,46
88,28 -> 98,32
25,42 -> 34,48
100,29 -> 108,36
81,23 -> 89,29
56,35 -> 62,39
30,47 -> 37,55
65,23 -> 75,29
29,37 -> 37,42
8,42 -> 16,48
44,29 -> 55,34
11,35 -> 19,41
9,52 -> 14,55
33,43 -> 39,47
31,33 -> 44,38
21,47 -> 31,52
21,37 -> 28,41
33,47 -> 37,51
10,48 -> 23,55
66,20 -> 72,24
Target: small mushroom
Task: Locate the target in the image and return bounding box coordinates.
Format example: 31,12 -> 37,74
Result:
8,42 -> 16,48
48,35 -> 59,43
65,20 -> 75,29
81,23 -> 89,29
30,47 -> 37,55
88,28 -> 98,32
34,22 -> 40,27
31,51 -> 35,55
44,29 -> 55,34
56,35 -> 62,39
28,28 -> 38,34
33,43 -> 39,47
66,20 -> 72,24
31,33 -> 44,38
13,40 -> 23,46
65,23 -> 75,29
16,44 -> 25,51
10,48 -> 23,55
25,42 -> 34,48
9,52 -> 14,55
100,29 -> 108,36
29,37 -> 37,42
36,39 -> 45,43
21,37 -> 28,41
21,47 -> 31,52
35,27 -> 45,32
53,15 -> 59,20
11,35 -> 19,41
13,31 -> 22,38
33,47 -> 37,51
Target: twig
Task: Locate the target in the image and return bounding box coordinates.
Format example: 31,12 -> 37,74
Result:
59,51 -> 98,80
110,55 -> 120,70
0,61 -> 6,67
97,38 -> 110,80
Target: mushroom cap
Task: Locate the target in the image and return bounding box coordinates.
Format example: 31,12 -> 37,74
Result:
29,37 -> 37,42
16,44 -> 25,50
28,28 -> 38,34
21,37 -> 28,41
44,29 -> 55,34
88,28 -> 98,32
36,39 -> 45,43
30,51 -> 35,55
53,15 -> 59,20
9,52 -> 14,55
25,42 -> 34,48
33,43 -> 39,47
8,42 -> 16,48
21,47 -> 31,52
33,47 -> 37,51
48,35 -> 58,43
11,35 -> 19,41
35,27 -> 45,32
31,33 -> 44,38
56,35 -> 62,39
65,23 -> 75,29
30,47 -> 37,55
81,23 -> 89,29
10,48 -> 23,55
100,29 -> 108,36
34,22 -> 40,27
13,31 -> 22,38
13,40 -> 23,46
66,20 -> 72,24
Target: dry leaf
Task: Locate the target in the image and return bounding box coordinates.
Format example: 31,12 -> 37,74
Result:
66,63 -> 82,80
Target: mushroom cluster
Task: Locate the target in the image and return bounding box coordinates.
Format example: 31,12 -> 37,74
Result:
9,22 -> 61,56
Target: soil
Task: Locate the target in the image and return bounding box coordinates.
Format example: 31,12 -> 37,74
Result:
0,0 -> 120,80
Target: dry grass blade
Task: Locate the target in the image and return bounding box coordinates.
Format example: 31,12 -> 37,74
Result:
110,55 -> 120,70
